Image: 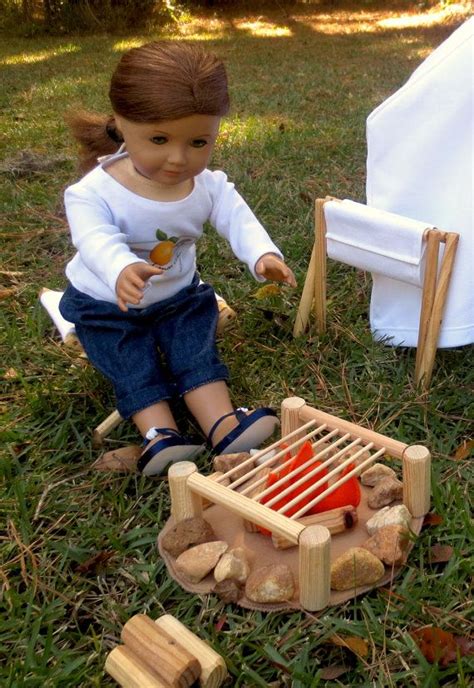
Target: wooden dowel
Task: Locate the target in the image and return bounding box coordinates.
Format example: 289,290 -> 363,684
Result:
415,229 -> 441,380
313,198 -> 328,333
272,506 -> 357,550
227,421 -> 327,492
105,645 -> 170,688
297,404 -> 407,458
239,427 -> 339,497
290,447 -> 386,519
281,396 -> 307,440
187,472 -> 305,543
155,615 -> 228,688
416,232 -> 459,389
121,615 -> 200,688
298,525 -> 331,611
92,409 -> 123,447
243,467 -> 272,532
256,434 -> 356,506
402,445 -> 431,517
168,462 -> 202,523
293,243 -> 318,336
216,418 -> 318,485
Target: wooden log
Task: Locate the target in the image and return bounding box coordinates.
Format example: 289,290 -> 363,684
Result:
297,403 -> 407,458
92,409 -> 123,447
168,462 -> 203,523
105,645 -> 170,688
155,615 -> 228,688
402,445 -> 431,517
187,472 -> 305,544
298,525 -> 331,611
272,506 -> 358,550
121,615 -> 200,688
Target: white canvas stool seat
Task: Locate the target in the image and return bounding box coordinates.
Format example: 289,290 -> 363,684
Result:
294,197 -> 459,390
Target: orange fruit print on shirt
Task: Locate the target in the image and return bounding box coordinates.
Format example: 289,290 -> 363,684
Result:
149,240 -> 175,266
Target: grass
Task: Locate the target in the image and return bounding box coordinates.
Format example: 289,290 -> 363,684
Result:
1,1 -> 473,686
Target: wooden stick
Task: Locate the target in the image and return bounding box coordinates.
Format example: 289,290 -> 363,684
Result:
313,198 -> 328,333
293,242 -> 317,336
168,462 -> 202,523
155,615 -> 228,688
272,506 -> 357,550
187,472 -> 305,544
402,445 -> 431,517
202,472 -> 229,510
297,403 -> 407,458
243,467 -> 272,532
416,232 -> 459,389
92,409 -> 123,447
298,525 -> 331,611
290,447 -> 386,519
224,420 -> 324,491
239,427 -> 340,497
105,645 -> 170,688
256,434 -> 356,506
415,229 -> 441,381
121,615 -> 200,688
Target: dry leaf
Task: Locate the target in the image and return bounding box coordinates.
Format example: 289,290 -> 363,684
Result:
214,614 -> 227,632
429,544 -> 454,564
320,665 -> 348,680
253,284 -> 281,300
0,287 -> 17,299
75,551 -> 114,574
329,634 -> 369,658
423,512 -> 444,527
452,439 -> 474,461
4,368 -> 18,379
411,626 -> 473,666
92,445 -> 141,473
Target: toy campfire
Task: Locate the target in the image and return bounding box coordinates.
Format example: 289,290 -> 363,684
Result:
158,397 -> 431,612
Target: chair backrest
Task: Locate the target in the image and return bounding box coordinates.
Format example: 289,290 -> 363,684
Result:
294,197 -> 459,389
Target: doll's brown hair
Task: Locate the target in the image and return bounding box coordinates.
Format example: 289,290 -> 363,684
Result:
66,42 -> 230,173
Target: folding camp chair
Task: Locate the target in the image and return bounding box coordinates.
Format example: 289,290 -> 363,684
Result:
294,197 -> 459,390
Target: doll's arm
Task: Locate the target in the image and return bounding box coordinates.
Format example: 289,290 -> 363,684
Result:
116,262 -> 163,312
255,253 -> 296,287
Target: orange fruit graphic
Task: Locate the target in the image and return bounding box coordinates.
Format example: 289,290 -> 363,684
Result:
149,241 -> 175,266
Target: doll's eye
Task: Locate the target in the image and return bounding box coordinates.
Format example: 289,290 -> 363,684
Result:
191,139 -> 208,148
150,136 -> 168,145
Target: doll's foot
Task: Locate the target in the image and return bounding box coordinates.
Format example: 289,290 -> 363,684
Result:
208,408 -> 279,455
138,428 -> 205,476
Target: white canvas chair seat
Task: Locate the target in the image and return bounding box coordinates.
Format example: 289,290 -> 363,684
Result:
294,197 -> 459,390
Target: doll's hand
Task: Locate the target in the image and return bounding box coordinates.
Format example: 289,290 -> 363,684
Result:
255,253 -> 297,287
116,262 -> 163,312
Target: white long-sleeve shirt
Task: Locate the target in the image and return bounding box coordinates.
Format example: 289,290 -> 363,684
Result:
64,153 -> 282,308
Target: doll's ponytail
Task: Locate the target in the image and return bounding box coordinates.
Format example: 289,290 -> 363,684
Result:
65,109 -> 122,173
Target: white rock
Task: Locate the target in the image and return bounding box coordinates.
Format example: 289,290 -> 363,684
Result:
175,541 -> 228,583
214,547 -> 250,583
366,504 -> 412,535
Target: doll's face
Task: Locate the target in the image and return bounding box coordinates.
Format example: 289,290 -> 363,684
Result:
114,113 -> 221,187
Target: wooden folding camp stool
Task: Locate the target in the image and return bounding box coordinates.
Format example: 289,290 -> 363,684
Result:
294,197 -> 459,390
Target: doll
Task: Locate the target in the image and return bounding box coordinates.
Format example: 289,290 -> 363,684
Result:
59,41 -> 296,476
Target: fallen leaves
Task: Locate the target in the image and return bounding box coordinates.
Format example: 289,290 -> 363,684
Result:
428,544 -> 454,564
411,626 -> 474,666
452,439 -> 474,460
328,634 -> 369,658
422,512 -> 444,527
253,284 -> 282,300
75,551 -> 114,574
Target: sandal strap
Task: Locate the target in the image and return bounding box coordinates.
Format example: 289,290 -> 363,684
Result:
207,408 -> 248,446
144,427 -> 183,444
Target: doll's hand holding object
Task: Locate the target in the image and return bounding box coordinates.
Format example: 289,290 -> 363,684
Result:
116,262 -> 163,312
255,253 -> 297,287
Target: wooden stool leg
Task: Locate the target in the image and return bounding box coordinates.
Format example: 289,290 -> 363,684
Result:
417,233 -> 459,389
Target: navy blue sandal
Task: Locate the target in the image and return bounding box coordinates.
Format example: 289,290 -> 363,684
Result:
137,428 -> 205,476
208,408 -> 280,455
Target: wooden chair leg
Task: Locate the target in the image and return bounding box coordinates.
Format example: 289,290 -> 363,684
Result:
417,233 -> 459,389
293,242 -> 317,336
415,230 -> 441,385
313,198 -> 327,333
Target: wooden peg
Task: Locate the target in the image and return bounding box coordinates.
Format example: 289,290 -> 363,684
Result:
168,461 -> 203,523
92,409 -> 123,447
298,524 -> 331,611
281,396 -> 307,443
121,614 -> 200,688
402,445 -> 431,517
105,645 -> 170,688
155,615 -> 228,688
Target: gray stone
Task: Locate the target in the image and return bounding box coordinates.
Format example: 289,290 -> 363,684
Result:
366,504 -> 412,535
368,476 -> 403,509
245,564 -> 295,603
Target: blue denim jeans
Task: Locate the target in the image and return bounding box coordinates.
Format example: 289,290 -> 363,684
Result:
59,275 -> 229,419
